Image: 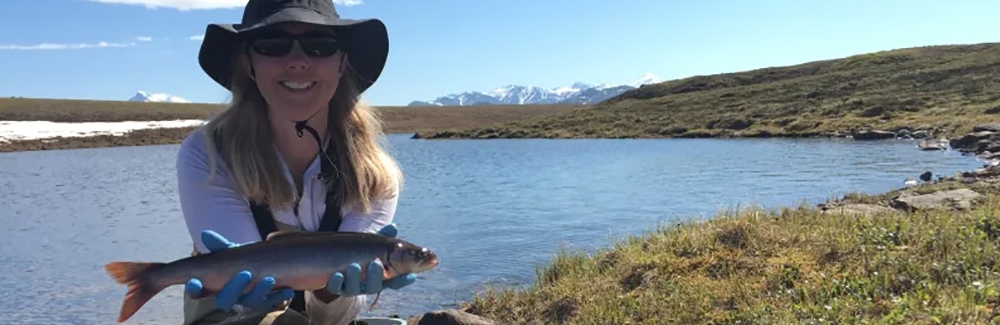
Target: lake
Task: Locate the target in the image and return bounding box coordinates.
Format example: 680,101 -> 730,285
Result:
0,134 -> 986,324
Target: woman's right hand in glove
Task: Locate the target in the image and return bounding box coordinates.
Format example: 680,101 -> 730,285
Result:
183,230 -> 295,311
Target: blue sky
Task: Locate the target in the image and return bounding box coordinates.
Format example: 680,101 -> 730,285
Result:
2,0 -> 1000,106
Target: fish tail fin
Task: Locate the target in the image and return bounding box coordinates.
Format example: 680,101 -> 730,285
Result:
104,261 -> 168,323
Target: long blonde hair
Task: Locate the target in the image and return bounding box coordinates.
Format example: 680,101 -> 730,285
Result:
201,50 -> 402,214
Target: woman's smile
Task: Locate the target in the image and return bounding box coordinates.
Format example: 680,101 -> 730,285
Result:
280,81 -> 317,92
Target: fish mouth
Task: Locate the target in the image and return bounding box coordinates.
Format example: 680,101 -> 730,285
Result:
419,250 -> 439,270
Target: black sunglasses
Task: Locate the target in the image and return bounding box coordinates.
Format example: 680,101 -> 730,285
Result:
247,31 -> 341,57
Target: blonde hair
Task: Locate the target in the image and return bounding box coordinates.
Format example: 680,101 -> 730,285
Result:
201,50 -> 402,214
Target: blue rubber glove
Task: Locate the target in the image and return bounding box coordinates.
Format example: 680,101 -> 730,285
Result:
324,224 -> 419,296
184,230 -> 295,311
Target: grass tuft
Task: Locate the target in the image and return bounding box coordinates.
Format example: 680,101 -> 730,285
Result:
460,180 -> 1000,324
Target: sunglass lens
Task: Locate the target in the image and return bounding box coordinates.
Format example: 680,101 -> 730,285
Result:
299,37 -> 340,57
251,38 -> 293,56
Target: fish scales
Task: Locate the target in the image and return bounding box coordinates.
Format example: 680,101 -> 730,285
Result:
103,231 -> 439,323
158,232 -> 401,292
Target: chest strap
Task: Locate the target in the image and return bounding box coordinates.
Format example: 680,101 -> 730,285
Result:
211,121 -> 344,313
249,147 -> 343,313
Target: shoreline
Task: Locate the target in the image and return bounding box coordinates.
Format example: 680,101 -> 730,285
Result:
0,126 -> 421,153
1,121 -> 966,153
401,126 -> 1000,324
0,98 -> 584,153
0,124 -> 907,154
416,123 -> 977,142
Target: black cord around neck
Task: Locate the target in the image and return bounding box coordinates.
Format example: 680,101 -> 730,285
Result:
291,120 -> 340,183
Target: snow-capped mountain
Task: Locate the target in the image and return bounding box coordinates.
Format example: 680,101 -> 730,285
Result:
408,73 -> 662,106
128,91 -> 190,103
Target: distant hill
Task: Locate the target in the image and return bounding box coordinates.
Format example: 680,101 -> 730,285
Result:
424,42 -> 1000,140
408,73 -> 661,106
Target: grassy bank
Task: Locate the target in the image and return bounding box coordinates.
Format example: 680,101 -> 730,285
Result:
425,42 -> 1000,140
458,163 -> 1000,324
0,97 -> 581,152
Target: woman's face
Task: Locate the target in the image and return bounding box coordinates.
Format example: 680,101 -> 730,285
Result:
247,22 -> 346,122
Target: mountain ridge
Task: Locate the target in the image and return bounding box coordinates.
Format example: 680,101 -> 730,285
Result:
408,73 -> 662,107
128,91 -> 190,104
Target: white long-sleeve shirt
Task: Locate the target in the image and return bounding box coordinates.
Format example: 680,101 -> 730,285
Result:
175,128 -> 398,325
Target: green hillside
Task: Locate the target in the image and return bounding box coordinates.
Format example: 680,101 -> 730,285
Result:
425,42 -> 1000,140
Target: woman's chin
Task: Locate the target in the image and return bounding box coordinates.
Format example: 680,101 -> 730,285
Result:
268,104 -> 327,122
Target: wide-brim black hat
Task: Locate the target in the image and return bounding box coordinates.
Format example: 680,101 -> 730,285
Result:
197,0 -> 388,94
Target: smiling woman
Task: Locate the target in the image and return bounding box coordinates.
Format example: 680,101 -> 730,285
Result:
162,1 -> 420,325
247,25 -> 347,123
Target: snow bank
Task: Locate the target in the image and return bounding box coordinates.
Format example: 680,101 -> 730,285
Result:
0,120 -> 206,144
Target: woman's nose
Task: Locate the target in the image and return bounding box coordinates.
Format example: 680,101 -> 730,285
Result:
284,41 -> 310,70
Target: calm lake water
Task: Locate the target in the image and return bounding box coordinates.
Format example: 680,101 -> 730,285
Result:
0,134 -> 987,324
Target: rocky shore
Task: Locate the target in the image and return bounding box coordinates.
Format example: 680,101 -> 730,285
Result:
819,123 -> 1000,215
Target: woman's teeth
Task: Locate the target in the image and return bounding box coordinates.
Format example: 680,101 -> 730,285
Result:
280,81 -> 315,90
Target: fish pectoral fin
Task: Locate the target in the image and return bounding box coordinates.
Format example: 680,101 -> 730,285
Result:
354,257 -> 393,282
369,291 -> 381,312
382,264 -> 392,280
189,288 -> 216,299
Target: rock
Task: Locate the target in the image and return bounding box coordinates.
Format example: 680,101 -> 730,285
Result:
949,131 -> 997,152
407,309 -> 496,325
978,152 -> 1000,160
981,142 -> 1000,154
961,165 -> 1000,180
917,138 -> 948,151
974,123 -> 1000,133
890,188 -> 985,211
411,132 -> 423,139
821,203 -> 899,216
896,129 -> 913,139
920,171 -> 933,182
912,130 -> 931,139
853,130 -> 896,140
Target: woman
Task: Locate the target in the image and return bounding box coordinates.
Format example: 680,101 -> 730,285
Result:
174,0 -> 416,324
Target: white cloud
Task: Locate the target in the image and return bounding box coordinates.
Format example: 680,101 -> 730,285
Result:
189,34 -> 204,41
136,36 -> 153,41
84,0 -> 362,10
0,41 -> 137,50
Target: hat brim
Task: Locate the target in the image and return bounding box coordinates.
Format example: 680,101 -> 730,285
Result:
197,7 -> 388,94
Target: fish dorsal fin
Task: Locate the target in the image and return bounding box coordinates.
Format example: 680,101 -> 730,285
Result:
265,230 -> 304,241
265,230 -> 391,242
265,230 -> 350,241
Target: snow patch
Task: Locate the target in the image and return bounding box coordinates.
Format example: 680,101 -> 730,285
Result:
0,120 -> 206,144
629,72 -> 661,87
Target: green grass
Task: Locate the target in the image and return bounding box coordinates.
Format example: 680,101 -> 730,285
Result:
426,42 -> 1000,140
459,177 -> 1000,324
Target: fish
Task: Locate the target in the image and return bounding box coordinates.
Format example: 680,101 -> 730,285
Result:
103,230 -> 439,323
